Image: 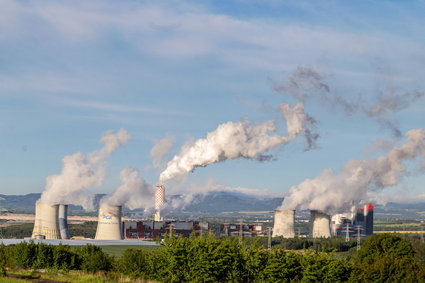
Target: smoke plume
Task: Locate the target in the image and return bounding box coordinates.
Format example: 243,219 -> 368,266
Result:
281,128 -> 425,214
159,102 -> 314,183
38,129 -> 131,210
150,136 -> 175,168
275,66 -> 424,137
100,167 -> 154,211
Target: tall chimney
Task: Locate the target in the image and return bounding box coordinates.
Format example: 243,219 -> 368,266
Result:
310,210 -> 331,238
364,203 -> 374,236
155,185 -> 165,221
58,204 -> 70,239
95,204 -> 123,240
32,203 -> 61,240
272,209 -> 295,238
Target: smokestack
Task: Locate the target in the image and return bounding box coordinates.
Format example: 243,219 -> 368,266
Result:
31,203 -> 61,240
58,204 -> 70,239
310,210 -> 331,238
272,209 -> 295,238
155,185 -> 165,221
364,203 -> 374,236
95,204 -> 123,240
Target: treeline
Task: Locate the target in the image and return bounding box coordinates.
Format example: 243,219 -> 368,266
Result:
0,221 -> 97,239
1,234 -> 425,282
270,236 -> 358,252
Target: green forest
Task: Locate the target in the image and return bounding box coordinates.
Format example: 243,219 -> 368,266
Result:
1,234 -> 425,282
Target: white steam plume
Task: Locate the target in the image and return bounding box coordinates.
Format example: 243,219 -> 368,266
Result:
38,129 -> 130,210
281,128 -> 425,214
100,167 -> 154,211
159,102 -> 313,183
150,136 -> 175,168
275,66 -> 424,137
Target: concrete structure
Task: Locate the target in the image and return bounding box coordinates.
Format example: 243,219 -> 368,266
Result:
95,204 -> 123,240
221,223 -> 266,237
154,185 -> 165,221
272,209 -> 295,238
310,210 -> 331,238
31,203 -> 61,240
124,220 -> 207,239
354,203 -> 374,236
332,203 -> 374,237
58,204 -> 70,239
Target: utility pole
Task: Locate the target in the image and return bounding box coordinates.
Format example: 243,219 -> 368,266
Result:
239,219 -> 243,244
267,227 -> 272,249
168,223 -> 174,239
345,223 -> 350,242
356,225 -> 361,251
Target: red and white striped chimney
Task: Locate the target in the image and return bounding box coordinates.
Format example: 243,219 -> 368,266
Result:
155,185 -> 165,221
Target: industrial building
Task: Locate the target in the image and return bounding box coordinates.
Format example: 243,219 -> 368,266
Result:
220,223 -> 267,237
124,220 -> 208,239
95,204 -> 123,240
332,203 -> 374,237
272,209 -> 295,238
32,203 -> 61,240
271,203 -> 374,238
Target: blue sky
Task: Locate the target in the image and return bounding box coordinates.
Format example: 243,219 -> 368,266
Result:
1,0 -> 424,202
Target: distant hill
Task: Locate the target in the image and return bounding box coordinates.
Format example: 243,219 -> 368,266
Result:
0,192 -> 283,214
1,192 -> 424,218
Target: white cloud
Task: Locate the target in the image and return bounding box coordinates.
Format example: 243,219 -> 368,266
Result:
1,0 -> 424,75
60,98 -> 162,114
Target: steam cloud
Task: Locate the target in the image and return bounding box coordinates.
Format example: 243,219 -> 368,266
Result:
159,102 -> 314,183
38,129 -> 131,210
281,128 -> 425,214
274,66 -> 424,137
150,136 -> 175,168
100,167 -> 154,211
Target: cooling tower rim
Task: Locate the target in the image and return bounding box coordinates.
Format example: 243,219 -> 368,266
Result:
274,209 -> 295,212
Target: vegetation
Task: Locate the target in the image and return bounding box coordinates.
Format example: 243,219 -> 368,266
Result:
0,234 -> 424,282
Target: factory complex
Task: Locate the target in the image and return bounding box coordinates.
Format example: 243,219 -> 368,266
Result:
273,203 -> 374,238
26,183 -> 377,242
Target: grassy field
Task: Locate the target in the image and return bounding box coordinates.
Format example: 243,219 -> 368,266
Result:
2,270 -> 146,283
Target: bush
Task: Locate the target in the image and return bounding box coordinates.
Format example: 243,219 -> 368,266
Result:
352,234 -> 424,282
262,249 -> 302,282
117,248 -> 150,278
301,251 -> 352,283
77,245 -> 113,273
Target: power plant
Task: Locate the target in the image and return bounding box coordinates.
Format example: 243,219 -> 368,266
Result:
310,210 -> 331,238
31,203 -> 61,240
58,204 -> 70,239
95,204 -> 123,240
154,185 -> 165,221
272,209 -> 295,238
28,192 -> 373,241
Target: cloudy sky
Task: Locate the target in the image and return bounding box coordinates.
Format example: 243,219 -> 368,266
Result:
1,0 -> 424,203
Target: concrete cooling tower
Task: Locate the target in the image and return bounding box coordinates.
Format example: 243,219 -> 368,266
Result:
154,185 -> 165,221
272,209 -> 295,238
58,204 -> 70,239
310,210 -> 331,238
95,204 -> 123,240
32,203 -> 61,240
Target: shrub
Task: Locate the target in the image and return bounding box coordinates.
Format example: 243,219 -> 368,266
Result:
77,245 -> 113,273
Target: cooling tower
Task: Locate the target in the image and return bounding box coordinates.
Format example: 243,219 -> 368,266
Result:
310,210 -> 331,238
31,203 -> 61,240
95,204 -> 123,240
58,204 -> 70,239
272,209 -> 295,238
154,185 -> 165,221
